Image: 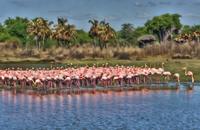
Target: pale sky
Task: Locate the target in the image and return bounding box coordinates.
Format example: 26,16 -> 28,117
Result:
1,0 -> 200,30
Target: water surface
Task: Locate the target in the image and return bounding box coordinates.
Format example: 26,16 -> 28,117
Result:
0,84 -> 199,130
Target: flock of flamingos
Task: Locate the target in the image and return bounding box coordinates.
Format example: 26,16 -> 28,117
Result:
0,63 -> 194,92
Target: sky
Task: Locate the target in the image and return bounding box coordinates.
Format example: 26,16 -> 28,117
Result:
1,0 -> 200,30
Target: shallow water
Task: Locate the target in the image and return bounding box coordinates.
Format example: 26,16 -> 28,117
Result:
0,83 -> 200,130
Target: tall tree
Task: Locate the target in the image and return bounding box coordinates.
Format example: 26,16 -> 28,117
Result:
27,17 -> 52,49
89,19 -> 115,49
51,17 -> 77,47
88,19 -> 100,47
119,23 -> 135,44
4,17 -> 29,44
145,13 -> 182,43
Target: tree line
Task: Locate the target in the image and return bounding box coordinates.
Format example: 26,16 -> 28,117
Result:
0,13 -> 200,50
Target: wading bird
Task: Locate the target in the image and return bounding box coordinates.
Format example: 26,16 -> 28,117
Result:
183,67 -> 194,84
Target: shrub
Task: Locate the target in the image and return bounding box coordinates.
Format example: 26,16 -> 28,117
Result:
115,52 -> 130,60
0,33 -> 12,42
6,37 -> 21,47
172,53 -> 192,59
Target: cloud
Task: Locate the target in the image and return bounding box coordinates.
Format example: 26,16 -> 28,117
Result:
183,13 -> 200,18
134,2 -> 143,7
147,1 -> 157,7
9,0 -> 27,7
135,13 -> 152,19
68,13 -> 99,21
104,15 -> 122,21
47,9 -> 70,14
159,1 -> 171,6
134,1 -> 154,7
193,2 -> 200,6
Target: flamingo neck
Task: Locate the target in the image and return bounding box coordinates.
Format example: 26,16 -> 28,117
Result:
184,69 -> 187,76
177,77 -> 180,84
162,64 -> 164,70
191,75 -> 194,83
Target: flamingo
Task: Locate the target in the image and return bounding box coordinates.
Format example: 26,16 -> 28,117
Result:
0,65 -> 178,92
163,71 -> 171,83
173,73 -> 180,86
183,67 -> 194,84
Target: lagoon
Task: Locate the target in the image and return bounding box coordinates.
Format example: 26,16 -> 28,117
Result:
0,84 -> 199,130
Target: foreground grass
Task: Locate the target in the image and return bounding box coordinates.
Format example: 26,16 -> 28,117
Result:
0,56 -> 199,82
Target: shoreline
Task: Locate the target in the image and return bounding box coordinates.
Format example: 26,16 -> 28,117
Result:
0,84 -> 181,95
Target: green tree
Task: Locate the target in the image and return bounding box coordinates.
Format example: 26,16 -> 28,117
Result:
181,25 -> 191,34
4,17 -> 29,44
76,29 -> 92,45
119,23 -> 135,44
0,24 -> 5,33
145,13 -> 182,43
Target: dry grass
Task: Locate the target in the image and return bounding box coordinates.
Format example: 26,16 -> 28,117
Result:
0,41 -> 200,61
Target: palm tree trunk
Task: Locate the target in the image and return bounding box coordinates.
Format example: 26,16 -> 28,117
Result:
99,39 -> 103,50
39,41 -> 41,50
43,37 -> 45,48
35,36 -> 39,49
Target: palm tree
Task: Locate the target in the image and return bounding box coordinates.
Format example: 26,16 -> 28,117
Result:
88,19 -> 100,47
27,17 -> 52,49
192,31 -> 200,43
100,22 -> 116,48
89,19 -> 115,49
51,17 -> 77,47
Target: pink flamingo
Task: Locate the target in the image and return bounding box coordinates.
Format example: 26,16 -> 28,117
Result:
183,67 -> 194,84
163,71 -> 171,83
173,73 -> 180,86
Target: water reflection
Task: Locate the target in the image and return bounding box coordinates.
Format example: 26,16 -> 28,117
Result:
0,85 -> 200,129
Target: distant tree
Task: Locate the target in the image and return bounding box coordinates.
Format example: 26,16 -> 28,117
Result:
98,21 -> 116,48
119,23 -> 135,44
190,25 -> 200,32
89,19 -> 115,49
4,17 -> 29,44
27,17 -> 52,49
76,29 -> 92,45
88,19 -> 100,47
0,24 -> 5,33
51,17 -> 77,47
175,25 -> 200,43
181,25 -> 191,34
145,13 -> 182,43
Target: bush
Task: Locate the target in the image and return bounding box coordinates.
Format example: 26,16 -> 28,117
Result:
0,33 -> 12,42
114,52 -> 130,60
69,47 -> 85,59
172,53 -> 192,59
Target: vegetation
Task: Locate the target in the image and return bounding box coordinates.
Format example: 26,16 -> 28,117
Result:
51,17 -> 77,47
88,19 -> 115,49
145,14 -> 182,43
0,13 -> 200,61
0,13 -> 183,48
